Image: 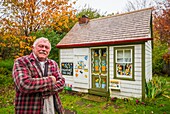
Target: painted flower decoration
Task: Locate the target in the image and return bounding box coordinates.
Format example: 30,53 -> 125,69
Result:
102,79 -> 106,84
95,79 -> 99,83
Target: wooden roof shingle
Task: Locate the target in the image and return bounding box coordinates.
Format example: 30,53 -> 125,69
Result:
57,8 -> 153,48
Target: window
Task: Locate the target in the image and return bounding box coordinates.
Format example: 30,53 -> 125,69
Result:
114,46 -> 134,80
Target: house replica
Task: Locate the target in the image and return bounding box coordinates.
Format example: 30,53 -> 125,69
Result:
56,8 -> 153,99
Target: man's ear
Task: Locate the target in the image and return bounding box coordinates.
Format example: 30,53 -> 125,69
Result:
31,45 -> 34,50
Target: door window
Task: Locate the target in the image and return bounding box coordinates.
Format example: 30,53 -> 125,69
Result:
91,48 -> 107,89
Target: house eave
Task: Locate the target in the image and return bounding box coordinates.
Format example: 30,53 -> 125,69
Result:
56,38 -> 153,49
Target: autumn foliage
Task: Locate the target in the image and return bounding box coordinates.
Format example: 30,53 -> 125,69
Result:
0,0 -> 77,59
154,1 -> 170,42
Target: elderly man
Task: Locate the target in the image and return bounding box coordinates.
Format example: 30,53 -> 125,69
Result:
12,37 -> 65,114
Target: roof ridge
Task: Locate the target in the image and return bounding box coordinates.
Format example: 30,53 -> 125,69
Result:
90,7 -> 153,22
57,7 -> 152,48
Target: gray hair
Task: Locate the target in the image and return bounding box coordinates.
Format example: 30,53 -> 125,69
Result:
33,37 -> 51,50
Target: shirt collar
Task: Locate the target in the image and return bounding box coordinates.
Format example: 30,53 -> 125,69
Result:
32,52 -> 48,63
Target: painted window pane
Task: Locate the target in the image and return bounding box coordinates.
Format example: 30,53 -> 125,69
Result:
116,63 -> 132,77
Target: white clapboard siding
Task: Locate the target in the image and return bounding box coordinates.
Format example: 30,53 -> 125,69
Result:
120,80 -> 142,85
120,88 -> 142,94
110,90 -> 142,98
72,82 -> 89,89
145,41 -> 152,82
109,45 -> 142,98
134,76 -> 142,81
60,49 -> 74,62
60,49 -> 74,85
109,47 -> 114,79
63,76 -> 74,82
60,48 -> 90,92
73,48 -> 89,55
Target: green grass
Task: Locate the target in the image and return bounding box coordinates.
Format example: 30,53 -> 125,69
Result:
0,85 -> 15,114
0,76 -> 170,114
60,92 -> 170,114
0,106 -> 14,114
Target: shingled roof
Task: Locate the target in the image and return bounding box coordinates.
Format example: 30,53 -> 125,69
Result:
57,8 -> 153,48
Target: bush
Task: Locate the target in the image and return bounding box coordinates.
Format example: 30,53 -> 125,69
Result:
152,40 -> 168,75
145,75 -> 166,100
0,59 -> 14,87
0,59 -> 14,71
0,73 -> 13,87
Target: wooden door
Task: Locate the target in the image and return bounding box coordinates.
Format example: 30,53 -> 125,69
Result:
91,48 -> 108,91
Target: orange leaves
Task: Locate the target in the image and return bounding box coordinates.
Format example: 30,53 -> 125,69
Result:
0,0 -> 77,59
0,0 -> 74,36
0,33 -> 36,59
153,1 -> 170,44
14,36 -> 36,59
58,22 -> 63,26
1,0 -> 77,35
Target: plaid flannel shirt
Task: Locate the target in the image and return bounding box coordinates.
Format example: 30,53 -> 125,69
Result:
12,53 -> 65,114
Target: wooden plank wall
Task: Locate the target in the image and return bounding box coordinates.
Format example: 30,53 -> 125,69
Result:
109,45 -> 142,98
60,48 -> 89,93
145,41 -> 152,82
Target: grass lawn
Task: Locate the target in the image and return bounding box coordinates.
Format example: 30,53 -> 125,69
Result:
0,76 -> 170,114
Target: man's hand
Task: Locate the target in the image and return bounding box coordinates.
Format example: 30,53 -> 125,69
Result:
49,76 -> 56,84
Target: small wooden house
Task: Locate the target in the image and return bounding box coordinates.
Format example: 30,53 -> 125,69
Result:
56,8 -> 153,99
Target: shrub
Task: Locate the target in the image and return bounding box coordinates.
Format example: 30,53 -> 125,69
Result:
145,75 -> 166,100
0,59 -> 14,87
152,40 -> 168,75
0,73 -> 13,87
0,59 -> 14,71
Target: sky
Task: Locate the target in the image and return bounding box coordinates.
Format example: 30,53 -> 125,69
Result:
71,0 -> 129,15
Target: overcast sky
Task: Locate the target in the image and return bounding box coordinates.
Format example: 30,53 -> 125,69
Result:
71,0 -> 158,15
71,0 -> 129,14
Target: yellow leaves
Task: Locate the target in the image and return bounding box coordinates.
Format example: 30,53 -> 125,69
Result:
64,23 -> 69,29
0,33 -> 35,59
1,0 -> 77,58
1,0 -> 77,35
14,56 -> 20,59
19,41 -> 25,49
58,22 -> 63,26
18,53 -> 24,57
0,43 -> 6,47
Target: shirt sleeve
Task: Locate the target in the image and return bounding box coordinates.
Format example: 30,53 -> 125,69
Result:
12,58 -> 55,94
51,61 -> 65,92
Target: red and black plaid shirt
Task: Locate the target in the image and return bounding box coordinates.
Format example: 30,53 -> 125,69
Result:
12,53 -> 65,114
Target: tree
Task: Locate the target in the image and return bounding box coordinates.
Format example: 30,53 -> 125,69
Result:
153,0 -> 170,75
76,4 -> 105,19
154,0 -> 170,49
0,0 -> 77,36
124,0 -> 155,12
0,0 -> 77,59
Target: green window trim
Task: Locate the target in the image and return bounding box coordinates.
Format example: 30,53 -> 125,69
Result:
114,46 -> 135,81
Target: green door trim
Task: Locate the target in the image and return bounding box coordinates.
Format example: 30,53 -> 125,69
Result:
88,47 -> 109,97
142,43 -> 146,100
